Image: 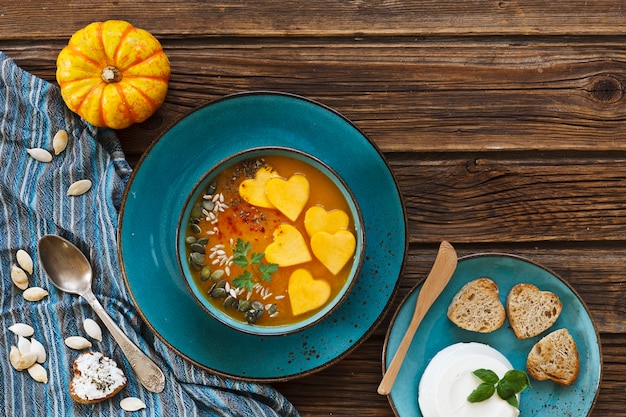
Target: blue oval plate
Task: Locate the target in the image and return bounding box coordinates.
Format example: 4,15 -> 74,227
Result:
118,91 -> 407,381
383,253 -> 601,416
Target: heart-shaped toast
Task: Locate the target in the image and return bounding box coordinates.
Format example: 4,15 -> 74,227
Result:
507,283 -> 562,339
238,165 -> 278,208
288,268 -> 331,316
526,328 -> 579,385
447,277 -> 506,333
265,174 -> 310,221
264,224 -> 312,267
310,229 -> 356,275
304,206 -> 349,237
69,351 -> 127,404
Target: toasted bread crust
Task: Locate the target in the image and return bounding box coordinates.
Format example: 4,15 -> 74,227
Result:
506,283 -> 562,339
447,277 -> 506,333
526,328 -> 580,385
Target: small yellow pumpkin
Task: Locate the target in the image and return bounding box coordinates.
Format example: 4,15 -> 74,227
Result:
56,20 -> 170,129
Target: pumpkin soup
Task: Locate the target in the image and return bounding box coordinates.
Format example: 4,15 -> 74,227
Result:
184,154 -> 358,327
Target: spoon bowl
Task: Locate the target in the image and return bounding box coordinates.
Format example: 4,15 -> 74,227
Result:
38,235 -> 93,295
38,234 -> 166,393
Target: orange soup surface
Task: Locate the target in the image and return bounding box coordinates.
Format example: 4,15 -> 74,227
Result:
184,155 -> 357,327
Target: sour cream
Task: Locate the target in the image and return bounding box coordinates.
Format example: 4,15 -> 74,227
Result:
418,342 -> 520,417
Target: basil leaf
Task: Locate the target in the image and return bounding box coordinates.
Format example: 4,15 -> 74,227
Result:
504,394 -> 519,408
502,370 -> 531,393
496,379 -> 516,400
472,369 -> 499,384
467,382 -> 496,403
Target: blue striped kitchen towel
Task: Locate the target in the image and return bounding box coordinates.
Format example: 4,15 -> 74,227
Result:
0,51 -> 298,416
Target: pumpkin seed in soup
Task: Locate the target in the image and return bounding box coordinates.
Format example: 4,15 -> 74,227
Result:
184,155 -> 357,326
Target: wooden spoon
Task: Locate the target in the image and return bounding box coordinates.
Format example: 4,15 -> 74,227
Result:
377,241 -> 458,396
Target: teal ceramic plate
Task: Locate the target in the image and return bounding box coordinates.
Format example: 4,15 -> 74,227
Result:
383,253 -> 601,417
119,91 -> 407,381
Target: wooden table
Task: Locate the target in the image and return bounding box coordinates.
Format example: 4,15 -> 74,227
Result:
3,1 -> 625,415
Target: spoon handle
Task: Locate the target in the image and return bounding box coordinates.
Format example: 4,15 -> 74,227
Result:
377,241 -> 457,396
83,290 -> 166,393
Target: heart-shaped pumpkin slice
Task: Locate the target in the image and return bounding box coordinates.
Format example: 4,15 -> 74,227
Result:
288,268 -> 331,316
265,224 -> 312,267
304,206 -> 350,237
310,229 -> 356,275
265,174 -> 310,221
506,283 -> 562,339
238,165 -> 278,208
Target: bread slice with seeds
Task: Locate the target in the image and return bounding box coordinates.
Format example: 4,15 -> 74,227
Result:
447,277 -> 506,333
526,328 -> 580,386
506,283 -> 562,339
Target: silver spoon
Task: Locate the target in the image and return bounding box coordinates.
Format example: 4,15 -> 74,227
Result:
38,234 -> 165,393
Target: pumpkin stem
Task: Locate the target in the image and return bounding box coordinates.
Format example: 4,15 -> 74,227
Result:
101,66 -> 123,83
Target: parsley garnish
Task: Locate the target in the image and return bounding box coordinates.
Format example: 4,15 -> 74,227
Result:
231,238 -> 279,291
467,369 -> 530,409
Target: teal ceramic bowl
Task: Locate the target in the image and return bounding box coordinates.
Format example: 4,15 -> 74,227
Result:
177,147 -> 365,336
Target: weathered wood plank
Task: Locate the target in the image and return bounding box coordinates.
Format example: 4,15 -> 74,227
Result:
2,1 -> 626,39
389,152 -> 626,243
4,39 -> 626,158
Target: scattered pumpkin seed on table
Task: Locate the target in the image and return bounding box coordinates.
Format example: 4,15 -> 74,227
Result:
66,179 -> 92,196
26,148 -> 53,163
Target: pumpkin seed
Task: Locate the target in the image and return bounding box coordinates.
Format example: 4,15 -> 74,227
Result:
189,223 -> 201,234
16,249 -> 33,274
27,148 -> 53,163
27,363 -> 48,383
245,308 -> 264,324
267,304 -> 278,315
210,287 -> 227,298
23,287 -> 49,302
223,295 -> 236,309
17,336 -> 31,355
8,323 -> 34,337
29,338 -> 46,363
190,243 -> 206,254
11,264 -> 29,290
209,269 -> 224,282
64,336 -> 92,350
120,397 -> 147,412
200,266 -> 212,281
206,182 -> 217,195
202,200 -> 214,211
9,345 -> 38,371
189,252 -> 205,266
53,129 -> 68,155
83,318 -> 103,342
237,299 -> 251,312
191,203 -> 202,219
66,179 -> 92,196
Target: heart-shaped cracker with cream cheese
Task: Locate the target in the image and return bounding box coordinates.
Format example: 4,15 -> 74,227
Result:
304,206 -> 349,237
310,229 -> 356,275
264,224 -> 312,267
288,268 -> 331,316
238,165 -> 278,208
265,174 -> 310,221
